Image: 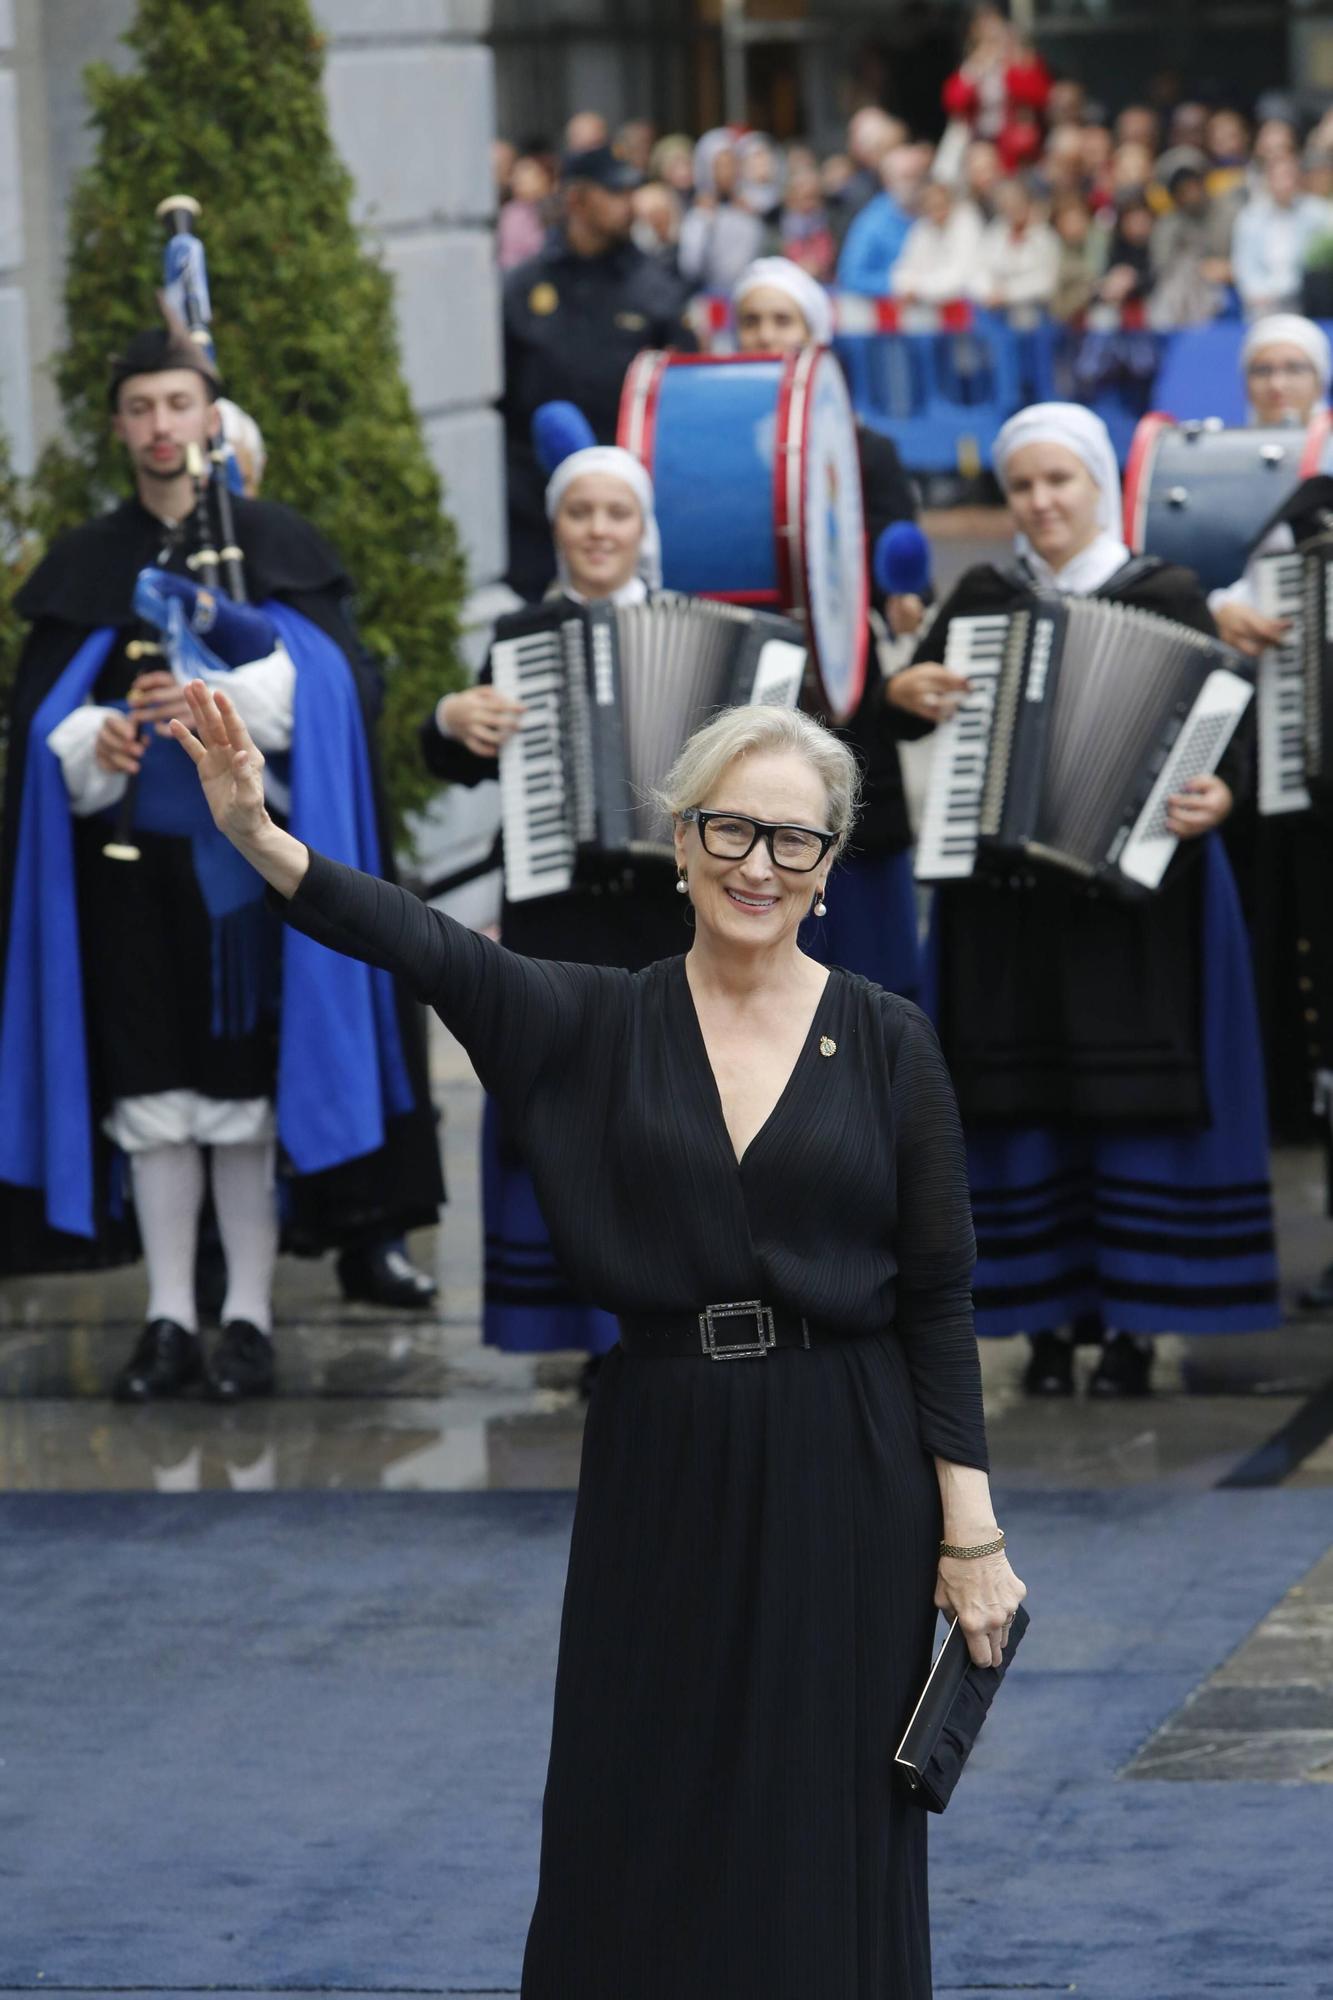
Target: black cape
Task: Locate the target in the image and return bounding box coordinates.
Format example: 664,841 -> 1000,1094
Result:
914,554 -> 1247,1126
1,495 -> 443,1274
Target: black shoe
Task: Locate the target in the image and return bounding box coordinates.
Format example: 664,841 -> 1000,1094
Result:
337,1241 -> 437,1311
206,1321 -> 276,1403
1297,1260 -> 1333,1312
1022,1329 -> 1075,1397
1089,1332 -> 1153,1398
113,1320 -> 204,1403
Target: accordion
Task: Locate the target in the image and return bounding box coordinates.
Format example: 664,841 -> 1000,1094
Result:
490,593 -> 808,903
1254,545 -> 1333,816
915,595 -> 1251,897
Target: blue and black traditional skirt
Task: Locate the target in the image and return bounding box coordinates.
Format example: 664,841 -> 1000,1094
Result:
481,1097 -> 621,1356
802,847 -> 921,998
929,840 -> 1281,1339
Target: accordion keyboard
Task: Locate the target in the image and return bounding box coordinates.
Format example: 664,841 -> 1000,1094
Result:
491,625 -> 577,902
914,614 -> 1009,881
1256,551 -> 1312,816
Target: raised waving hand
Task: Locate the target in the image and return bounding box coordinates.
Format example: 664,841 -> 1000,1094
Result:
170,681 -> 308,898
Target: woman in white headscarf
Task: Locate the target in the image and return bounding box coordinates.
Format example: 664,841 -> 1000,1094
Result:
908,401 -> 1278,1396
1211,316 -> 1333,1311
1209,313 -> 1332,658
422,424 -> 683,1374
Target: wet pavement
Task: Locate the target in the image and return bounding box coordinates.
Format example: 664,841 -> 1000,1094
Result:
1,1018 -> 1331,1498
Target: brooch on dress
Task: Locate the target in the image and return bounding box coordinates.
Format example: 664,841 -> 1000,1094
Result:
819,1036 -> 837,1058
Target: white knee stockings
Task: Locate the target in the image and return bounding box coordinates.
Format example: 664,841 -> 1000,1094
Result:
130,1143 -> 207,1332
210,1140 -> 278,1333
130,1139 -> 277,1333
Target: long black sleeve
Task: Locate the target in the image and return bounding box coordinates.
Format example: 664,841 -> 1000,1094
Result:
887,1002 -> 988,1471
283,849 -> 614,1106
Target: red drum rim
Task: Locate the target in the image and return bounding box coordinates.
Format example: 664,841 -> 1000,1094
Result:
1122,410 -> 1175,553
617,349 -> 673,471
1300,406 -> 1332,478
779,346 -> 869,722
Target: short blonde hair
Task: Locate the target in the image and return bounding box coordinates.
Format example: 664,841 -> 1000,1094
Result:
658,704 -> 860,858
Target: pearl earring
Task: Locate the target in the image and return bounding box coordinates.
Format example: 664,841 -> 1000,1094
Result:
676,871 -> 689,895
814,892 -> 827,917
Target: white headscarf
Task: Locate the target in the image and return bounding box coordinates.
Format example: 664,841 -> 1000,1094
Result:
732,256 -> 834,347
1241,313 -> 1332,409
993,401 -> 1130,590
544,445 -> 662,592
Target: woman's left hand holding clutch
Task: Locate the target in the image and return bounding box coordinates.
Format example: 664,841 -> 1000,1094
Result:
935,1545 -> 1028,1670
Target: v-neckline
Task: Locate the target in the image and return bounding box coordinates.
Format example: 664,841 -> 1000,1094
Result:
676,956 -> 838,1170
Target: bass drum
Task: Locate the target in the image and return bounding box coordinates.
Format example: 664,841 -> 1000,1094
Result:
618,348 -> 868,722
1123,410 -> 1333,594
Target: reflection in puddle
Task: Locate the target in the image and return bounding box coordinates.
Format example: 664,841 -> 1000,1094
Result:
0,1395 -> 587,1493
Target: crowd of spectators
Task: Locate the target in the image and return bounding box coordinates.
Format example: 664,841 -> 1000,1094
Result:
492,4 -> 1333,330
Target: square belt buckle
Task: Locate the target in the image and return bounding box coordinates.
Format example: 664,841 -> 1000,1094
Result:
698,1299 -> 776,1362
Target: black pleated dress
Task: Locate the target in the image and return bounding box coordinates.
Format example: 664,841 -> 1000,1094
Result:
280,851 -> 991,2000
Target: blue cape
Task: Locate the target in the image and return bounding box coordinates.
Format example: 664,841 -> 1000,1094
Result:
0,603 -> 412,1240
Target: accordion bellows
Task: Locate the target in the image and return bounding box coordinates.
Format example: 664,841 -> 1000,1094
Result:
491,594 -> 807,902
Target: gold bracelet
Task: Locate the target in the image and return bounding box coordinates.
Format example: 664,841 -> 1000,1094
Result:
939,1531 -> 1006,1560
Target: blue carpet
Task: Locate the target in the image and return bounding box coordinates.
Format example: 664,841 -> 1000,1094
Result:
2,1487 -> 1331,1999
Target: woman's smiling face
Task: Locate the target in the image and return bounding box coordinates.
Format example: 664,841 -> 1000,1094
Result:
674,749 -> 833,953
554,473 -> 643,597
1002,441 -> 1103,569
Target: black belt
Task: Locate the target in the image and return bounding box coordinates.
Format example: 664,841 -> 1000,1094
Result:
618,1300 -> 846,1363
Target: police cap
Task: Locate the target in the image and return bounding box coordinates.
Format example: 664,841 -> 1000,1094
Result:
560,145 -> 643,193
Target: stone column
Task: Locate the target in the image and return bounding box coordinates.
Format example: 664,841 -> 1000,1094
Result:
320,0 -> 507,607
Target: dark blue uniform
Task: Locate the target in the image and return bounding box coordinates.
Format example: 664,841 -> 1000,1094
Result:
501,232 -> 695,597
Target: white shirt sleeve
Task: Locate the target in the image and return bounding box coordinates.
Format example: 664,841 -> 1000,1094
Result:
195,642 -> 295,752
46,705 -> 130,817
1206,521 -> 1294,617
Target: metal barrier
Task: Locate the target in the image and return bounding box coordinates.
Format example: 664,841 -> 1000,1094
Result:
684,296 -> 1333,476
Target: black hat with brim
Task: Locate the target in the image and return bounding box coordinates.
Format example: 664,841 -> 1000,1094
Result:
108,327 -> 221,410
560,145 -> 642,192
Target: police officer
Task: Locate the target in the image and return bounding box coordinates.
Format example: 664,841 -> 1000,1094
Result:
501,144 -> 696,599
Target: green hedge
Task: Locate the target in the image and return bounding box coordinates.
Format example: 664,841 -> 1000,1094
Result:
29,0 -> 467,843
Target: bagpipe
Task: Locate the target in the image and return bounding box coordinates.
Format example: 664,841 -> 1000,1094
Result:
104,194 -> 277,860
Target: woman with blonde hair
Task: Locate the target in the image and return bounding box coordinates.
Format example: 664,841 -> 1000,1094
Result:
174,680 -> 1022,1999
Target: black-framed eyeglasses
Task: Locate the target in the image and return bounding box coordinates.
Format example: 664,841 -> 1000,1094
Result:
1246,359 -> 1317,381
679,807 -> 837,873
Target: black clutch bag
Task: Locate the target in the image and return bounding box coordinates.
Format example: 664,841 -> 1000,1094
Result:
894,1604 -> 1030,1813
